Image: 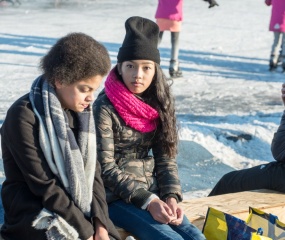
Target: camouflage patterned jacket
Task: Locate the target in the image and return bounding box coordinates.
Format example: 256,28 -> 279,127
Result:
93,91 -> 183,209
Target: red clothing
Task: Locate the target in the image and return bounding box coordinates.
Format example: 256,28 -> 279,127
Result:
266,0 -> 285,32
155,0 -> 183,21
155,0 -> 183,31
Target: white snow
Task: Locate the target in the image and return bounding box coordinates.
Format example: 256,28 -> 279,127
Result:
0,0 -> 284,200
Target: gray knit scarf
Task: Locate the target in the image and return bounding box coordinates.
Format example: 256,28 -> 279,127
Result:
29,76 -> 96,239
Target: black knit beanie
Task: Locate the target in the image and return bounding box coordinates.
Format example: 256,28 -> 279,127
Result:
117,16 -> 160,64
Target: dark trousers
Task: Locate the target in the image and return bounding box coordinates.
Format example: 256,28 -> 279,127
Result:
208,162 -> 285,196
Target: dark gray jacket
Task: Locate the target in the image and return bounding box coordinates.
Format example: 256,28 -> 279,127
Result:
93,91 -> 182,209
272,110 -> 285,161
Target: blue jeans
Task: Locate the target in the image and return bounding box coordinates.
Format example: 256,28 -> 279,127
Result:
108,200 -> 206,240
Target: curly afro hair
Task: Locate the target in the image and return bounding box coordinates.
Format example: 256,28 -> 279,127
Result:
40,32 -> 111,86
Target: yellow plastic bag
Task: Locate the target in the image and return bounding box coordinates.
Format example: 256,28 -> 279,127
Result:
202,207 -> 228,240
251,233 -> 273,240
246,207 -> 285,240
202,207 -> 268,240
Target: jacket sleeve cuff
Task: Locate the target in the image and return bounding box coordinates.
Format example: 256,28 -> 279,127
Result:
141,194 -> 159,210
162,193 -> 179,203
130,188 -> 153,208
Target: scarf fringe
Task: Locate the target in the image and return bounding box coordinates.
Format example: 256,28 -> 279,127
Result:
32,209 -> 80,240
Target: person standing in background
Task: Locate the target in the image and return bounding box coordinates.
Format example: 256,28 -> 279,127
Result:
265,0 -> 285,72
155,0 -> 184,78
155,0 -> 219,78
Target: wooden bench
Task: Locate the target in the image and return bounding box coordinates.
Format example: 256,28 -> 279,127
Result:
0,190 -> 284,239
117,189 -> 285,239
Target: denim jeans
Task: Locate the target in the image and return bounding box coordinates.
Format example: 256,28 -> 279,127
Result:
108,200 -> 206,240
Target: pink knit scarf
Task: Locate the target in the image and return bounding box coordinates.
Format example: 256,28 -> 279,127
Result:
105,67 -> 159,133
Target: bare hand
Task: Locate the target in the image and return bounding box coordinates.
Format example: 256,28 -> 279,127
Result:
147,198 -> 176,224
94,218 -> 110,240
166,197 -> 184,225
94,231 -> 110,240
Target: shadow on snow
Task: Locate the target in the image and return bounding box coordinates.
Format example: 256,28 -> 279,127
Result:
0,33 -> 282,82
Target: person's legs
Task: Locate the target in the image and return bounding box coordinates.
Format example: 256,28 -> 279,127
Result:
158,31 -> 164,45
209,162 -> 285,196
171,31 -> 180,61
108,200 -> 205,240
169,32 -> 182,78
170,215 -> 206,240
281,32 -> 285,71
269,32 -> 282,70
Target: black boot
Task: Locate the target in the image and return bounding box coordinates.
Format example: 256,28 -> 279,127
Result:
269,55 -> 277,71
277,54 -> 283,65
269,60 -> 277,71
282,62 -> 285,73
169,59 -> 183,78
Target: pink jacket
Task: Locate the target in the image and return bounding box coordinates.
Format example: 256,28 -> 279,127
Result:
265,0 -> 285,32
155,0 -> 183,21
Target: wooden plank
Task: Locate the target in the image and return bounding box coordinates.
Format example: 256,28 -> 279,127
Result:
179,189 -> 285,230
116,227 -> 134,239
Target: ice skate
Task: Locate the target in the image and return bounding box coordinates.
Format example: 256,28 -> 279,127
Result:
277,54 -> 283,65
282,62 -> 285,73
269,57 -> 277,71
169,59 -> 183,78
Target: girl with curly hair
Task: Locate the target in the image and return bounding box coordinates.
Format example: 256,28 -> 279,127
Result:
1,32 -> 120,240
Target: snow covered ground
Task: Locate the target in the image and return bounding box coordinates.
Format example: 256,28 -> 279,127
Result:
0,0 -> 284,200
